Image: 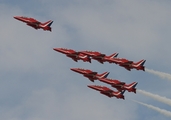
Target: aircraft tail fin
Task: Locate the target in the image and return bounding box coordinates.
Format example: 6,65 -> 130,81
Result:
135,60 -> 146,66
97,72 -> 110,79
121,90 -> 125,99
113,90 -> 125,99
42,20 -> 53,27
47,20 -> 53,27
121,90 -> 126,95
124,82 -> 138,93
134,60 -> 146,71
40,20 -> 53,31
108,53 -> 119,58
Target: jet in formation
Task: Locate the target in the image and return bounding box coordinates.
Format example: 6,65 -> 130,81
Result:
53,48 -> 91,63
14,16 -> 53,31
98,78 -> 138,93
88,85 -> 125,99
70,68 -> 109,82
119,59 -> 146,71
79,51 -> 118,64
106,57 -> 146,71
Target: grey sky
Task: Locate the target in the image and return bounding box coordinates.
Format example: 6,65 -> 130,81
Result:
1,0 -> 171,120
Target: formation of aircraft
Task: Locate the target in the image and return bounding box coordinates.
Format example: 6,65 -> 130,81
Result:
53,48 -> 91,63
70,67 -> 138,99
14,16 -> 53,31
53,48 -> 143,99
70,68 -> 109,82
87,85 -> 125,99
14,15 -> 143,100
53,48 -> 146,71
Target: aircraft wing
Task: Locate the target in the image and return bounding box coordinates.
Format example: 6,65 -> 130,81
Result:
121,61 -> 133,65
96,60 -> 104,64
84,72 -> 98,79
67,52 -> 79,56
71,58 -> 78,62
26,23 -> 38,29
102,89 -> 113,93
88,72 -> 98,75
124,67 -> 131,71
26,21 -> 41,25
95,54 -> 105,58
26,22 -> 41,29
32,21 -> 41,24
114,87 -> 123,92
112,81 -> 125,86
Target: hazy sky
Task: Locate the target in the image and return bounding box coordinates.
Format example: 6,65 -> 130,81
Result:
1,0 -> 171,120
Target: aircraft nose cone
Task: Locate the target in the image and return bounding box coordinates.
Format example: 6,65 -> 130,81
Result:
53,48 -> 59,51
88,85 -> 97,89
54,48 -> 65,53
13,16 -> 18,19
13,16 -> 20,20
70,68 -> 77,72
87,85 -> 94,89
53,48 -> 57,51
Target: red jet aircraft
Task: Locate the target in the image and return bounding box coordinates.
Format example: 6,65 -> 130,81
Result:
70,68 -> 109,82
14,16 -> 53,31
79,51 -> 118,64
106,57 -> 146,71
119,59 -> 146,71
98,78 -> 138,93
53,48 -> 91,63
88,85 -> 125,99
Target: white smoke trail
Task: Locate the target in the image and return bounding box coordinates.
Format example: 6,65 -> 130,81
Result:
137,89 -> 171,106
145,68 -> 171,81
133,100 -> 171,118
